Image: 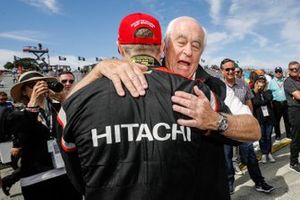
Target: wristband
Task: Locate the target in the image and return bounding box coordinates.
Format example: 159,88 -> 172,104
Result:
26,106 -> 40,112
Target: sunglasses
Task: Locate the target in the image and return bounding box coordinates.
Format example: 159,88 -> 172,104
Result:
61,79 -> 74,84
275,71 -> 282,73
235,70 -> 241,74
289,68 -> 300,72
224,67 -> 235,72
0,98 -> 8,101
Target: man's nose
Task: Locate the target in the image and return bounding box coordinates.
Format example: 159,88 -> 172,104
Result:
183,43 -> 192,57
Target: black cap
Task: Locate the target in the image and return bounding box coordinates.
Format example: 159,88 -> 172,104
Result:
254,75 -> 267,83
275,66 -> 282,72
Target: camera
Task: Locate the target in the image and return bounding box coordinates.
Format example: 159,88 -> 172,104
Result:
47,81 -> 64,92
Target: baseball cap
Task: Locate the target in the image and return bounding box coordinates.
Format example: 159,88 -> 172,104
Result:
254,75 -> 267,83
118,12 -> 162,45
275,66 -> 282,72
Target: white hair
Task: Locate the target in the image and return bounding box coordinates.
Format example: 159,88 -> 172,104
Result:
164,16 -> 207,50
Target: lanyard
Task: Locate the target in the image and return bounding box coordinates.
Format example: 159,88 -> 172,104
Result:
260,93 -> 264,100
275,79 -> 283,89
39,98 -> 54,134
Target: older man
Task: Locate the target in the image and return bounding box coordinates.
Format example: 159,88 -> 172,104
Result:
66,16 -> 260,199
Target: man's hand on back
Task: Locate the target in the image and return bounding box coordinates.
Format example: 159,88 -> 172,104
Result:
99,60 -> 148,97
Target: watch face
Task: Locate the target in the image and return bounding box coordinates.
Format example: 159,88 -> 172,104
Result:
218,114 -> 228,131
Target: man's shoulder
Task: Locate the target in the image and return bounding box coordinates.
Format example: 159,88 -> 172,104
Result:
64,78 -> 112,107
284,76 -> 293,82
284,77 -> 294,86
268,78 -> 276,87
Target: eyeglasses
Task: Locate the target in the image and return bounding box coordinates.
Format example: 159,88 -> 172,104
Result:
61,79 -> 74,84
275,71 -> 282,73
289,68 -> 300,72
224,67 -> 235,72
0,98 -> 8,101
235,70 -> 241,74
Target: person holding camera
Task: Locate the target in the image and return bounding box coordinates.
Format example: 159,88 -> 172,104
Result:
2,71 -> 81,199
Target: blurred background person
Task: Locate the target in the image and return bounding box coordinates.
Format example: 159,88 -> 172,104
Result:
235,66 -> 244,80
58,71 -> 75,95
268,67 -> 291,143
51,71 -> 76,102
249,70 -> 258,89
0,91 -> 14,143
284,61 -> 300,174
252,75 -> 275,163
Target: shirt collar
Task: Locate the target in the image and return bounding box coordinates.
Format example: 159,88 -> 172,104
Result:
275,76 -> 284,82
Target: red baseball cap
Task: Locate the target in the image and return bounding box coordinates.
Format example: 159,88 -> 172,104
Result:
118,12 -> 162,45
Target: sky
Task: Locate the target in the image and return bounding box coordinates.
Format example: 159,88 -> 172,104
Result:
1,0 -> 300,70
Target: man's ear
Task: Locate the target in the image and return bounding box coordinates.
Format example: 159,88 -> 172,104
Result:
160,40 -> 165,58
116,41 -> 125,56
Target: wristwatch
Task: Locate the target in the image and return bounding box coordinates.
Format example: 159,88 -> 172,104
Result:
217,113 -> 229,132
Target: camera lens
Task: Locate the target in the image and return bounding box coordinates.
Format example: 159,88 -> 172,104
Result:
47,81 -> 64,92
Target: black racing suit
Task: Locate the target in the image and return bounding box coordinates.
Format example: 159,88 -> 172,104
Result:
59,65 -> 230,200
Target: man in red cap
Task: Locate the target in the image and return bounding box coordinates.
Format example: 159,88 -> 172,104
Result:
59,12 -> 233,200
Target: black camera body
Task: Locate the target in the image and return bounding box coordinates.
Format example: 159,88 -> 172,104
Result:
47,81 -> 64,92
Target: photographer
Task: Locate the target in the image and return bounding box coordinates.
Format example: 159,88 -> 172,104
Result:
4,71 -> 81,199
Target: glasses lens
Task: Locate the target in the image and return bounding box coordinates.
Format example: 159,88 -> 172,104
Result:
225,68 -> 235,72
61,79 -> 74,84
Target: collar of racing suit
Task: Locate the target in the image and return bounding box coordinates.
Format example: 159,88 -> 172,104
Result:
131,55 -> 161,68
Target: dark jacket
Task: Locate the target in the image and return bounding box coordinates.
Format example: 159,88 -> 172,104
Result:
59,67 -> 229,200
6,109 -> 55,178
251,89 -> 275,125
195,66 -> 235,200
0,102 -> 14,142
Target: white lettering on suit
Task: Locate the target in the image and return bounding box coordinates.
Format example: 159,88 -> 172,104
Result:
153,123 -> 171,141
91,123 -> 191,147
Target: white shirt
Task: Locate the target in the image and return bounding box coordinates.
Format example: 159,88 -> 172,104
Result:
224,85 -> 252,115
191,72 -> 252,115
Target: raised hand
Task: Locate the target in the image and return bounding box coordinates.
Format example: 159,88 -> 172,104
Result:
28,81 -> 48,107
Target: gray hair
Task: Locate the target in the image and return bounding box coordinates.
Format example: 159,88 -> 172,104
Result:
164,16 -> 207,50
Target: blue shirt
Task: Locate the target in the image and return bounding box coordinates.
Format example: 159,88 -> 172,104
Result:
268,77 -> 286,101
